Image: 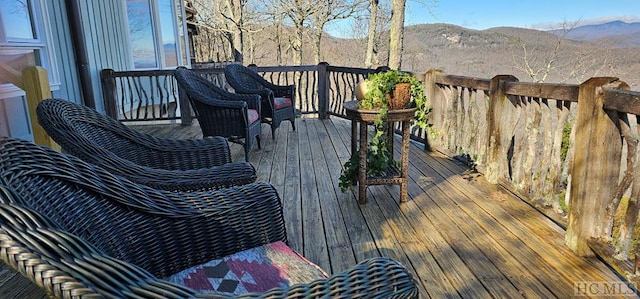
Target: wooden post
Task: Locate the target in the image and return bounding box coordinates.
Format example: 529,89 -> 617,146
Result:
100,69 -> 118,119
425,69 -> 443,151
22,66 -> 58,150
565,77 -> 626,257
484,75 -> 519,184
317,62 -> 329,119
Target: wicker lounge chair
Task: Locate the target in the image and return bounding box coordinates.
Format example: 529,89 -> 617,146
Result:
175,67 -> 262,161
0,137 -> 419,298
36,98 -> 256,191
224,64 -> 296,138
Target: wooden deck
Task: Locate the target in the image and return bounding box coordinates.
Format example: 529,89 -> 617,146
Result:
1,117 -> 636,298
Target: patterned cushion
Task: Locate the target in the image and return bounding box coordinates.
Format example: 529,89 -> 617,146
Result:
273,97 -> 293,110
247,109 -> 259,124
166,241 -> 328,295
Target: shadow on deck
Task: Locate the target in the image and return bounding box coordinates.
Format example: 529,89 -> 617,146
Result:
136,117 -> 635,298
1,117 -> 635,298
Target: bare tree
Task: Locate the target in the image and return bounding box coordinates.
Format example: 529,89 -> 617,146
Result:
511,20 -> 580,83
309,0 -> 365,63
512,20 -> 619,85
192,0 -> 264,63
364,0 -> 379,68
387,0 -> 406,69
264,0 -> 319,65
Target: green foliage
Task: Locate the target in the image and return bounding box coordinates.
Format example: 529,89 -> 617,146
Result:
358,70 -> 432,130
339,70 -> 432,193
561,123 -> 572,162
338,137 -> 397,192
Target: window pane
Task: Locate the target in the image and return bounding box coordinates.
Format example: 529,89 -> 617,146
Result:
0,49 -> 37,84
176,0 -> 188,65
1,0 -> 36,39
159,0 -> 178,67
127,0 -> 157,68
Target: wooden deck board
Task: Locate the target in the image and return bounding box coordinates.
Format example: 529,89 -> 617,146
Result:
1,117 -> 636,298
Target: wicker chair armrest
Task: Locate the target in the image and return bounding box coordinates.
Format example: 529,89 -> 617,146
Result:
55,135 -> 255,191
271,84 -> 295,100
109,159 -> 257,191
228,257 -> 418,298
35,98 -> 234,169
238,93 -> 261,111
129,136 -> 234,169
193,85 -> 262,112
231,85 -> 273,99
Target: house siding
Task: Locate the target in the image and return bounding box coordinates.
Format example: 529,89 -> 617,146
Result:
75,0 -> 131,113
47,0 -> 82,105
44,0 -> 131,112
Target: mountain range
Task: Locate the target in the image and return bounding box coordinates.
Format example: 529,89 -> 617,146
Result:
548,20 -> 640,48
331,21 -> 640,89
248,20 -> 640,89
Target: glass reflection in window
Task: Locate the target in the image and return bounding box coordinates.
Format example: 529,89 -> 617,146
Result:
127,0 -> 158,68
1,0 -> 36,40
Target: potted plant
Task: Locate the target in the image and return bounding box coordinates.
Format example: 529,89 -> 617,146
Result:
339,70 -> 432,192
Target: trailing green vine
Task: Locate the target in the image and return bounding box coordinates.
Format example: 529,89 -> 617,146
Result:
339,70 -> 432,192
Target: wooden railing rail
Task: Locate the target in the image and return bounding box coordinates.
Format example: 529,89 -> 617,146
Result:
100,69 -> 186,124
101,64 -> 382,124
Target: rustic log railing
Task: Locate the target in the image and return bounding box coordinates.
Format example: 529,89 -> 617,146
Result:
101,63 -> 379,120
101,64 -> 640,282
426,70 -> 640,282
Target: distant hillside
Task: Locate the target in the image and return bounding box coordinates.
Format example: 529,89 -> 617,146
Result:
549,21 -> 640,48
244,22 -> 640,90
387,23 -> 640,89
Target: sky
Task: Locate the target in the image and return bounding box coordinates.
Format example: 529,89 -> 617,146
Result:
415,0 -> 640,30
327,0 -> 640,37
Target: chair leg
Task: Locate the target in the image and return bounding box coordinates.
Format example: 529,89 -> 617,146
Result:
290,118 -> 296,131
245,136 -> 252,162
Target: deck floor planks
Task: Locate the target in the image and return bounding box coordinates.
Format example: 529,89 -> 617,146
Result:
282,125 -> 304,254
398,178 -> 530,298
331,120 -> 470,298
330,119 -> 482,298
407,144 -> 578,297
4,118 -> 632,298
402,152 -> 558,298
321,120 -> 381,268
406,142 -> 620,296
427,149 -> 625,282
296,119 -> 332,272
306,118 -> 357,274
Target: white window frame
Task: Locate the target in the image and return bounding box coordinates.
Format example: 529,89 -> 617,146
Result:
0,0 -> 60,98
124,0 -> 190,70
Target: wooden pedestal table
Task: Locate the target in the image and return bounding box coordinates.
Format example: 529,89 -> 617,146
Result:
343,100 -> 415,204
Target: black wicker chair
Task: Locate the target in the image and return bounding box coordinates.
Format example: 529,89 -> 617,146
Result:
224,64 -> 296,138
36,98 -> 256,191
175,67 -> 262,161
0,137 -> 419,298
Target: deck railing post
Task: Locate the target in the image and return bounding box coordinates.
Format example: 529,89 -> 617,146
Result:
484,75 -> 520,184
565,77 -> 627,257
425,69 -> 443,151
100,69 -> 118,119
22,66 -> 59,150
317,62 -> 329,119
